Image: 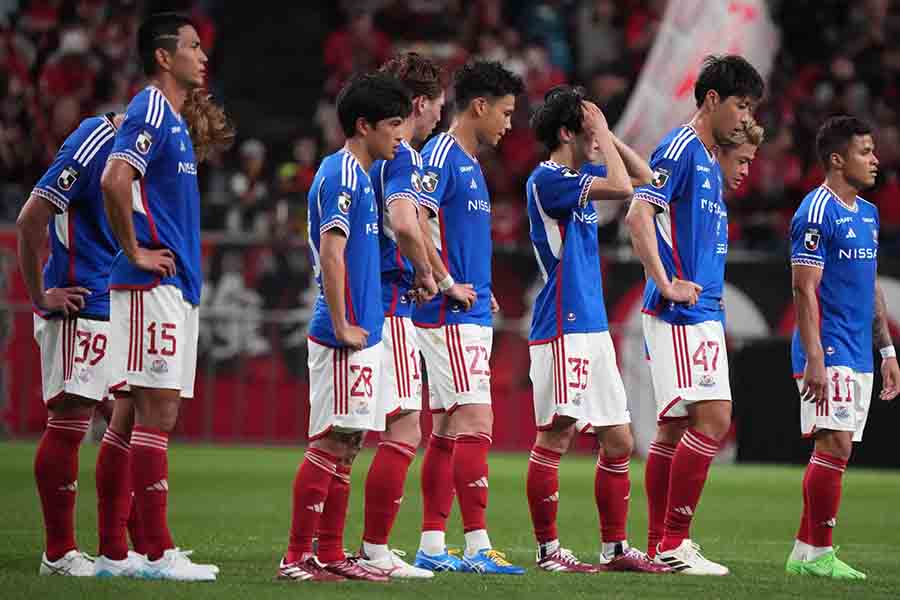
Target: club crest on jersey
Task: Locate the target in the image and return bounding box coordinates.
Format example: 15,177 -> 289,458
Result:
337,191 -> 352,214
422,170 -> 439,193
804,228 -> 820,251
411,171 -> 422,193
136,130 -> 153,155
651,168 -> 669,189
57,166 -> 79,191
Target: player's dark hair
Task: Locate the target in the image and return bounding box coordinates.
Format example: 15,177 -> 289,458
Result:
138,12 -> 196,76
379,53 -> 444,100
815,115 -> 873,169
694,54 -> 764,108
453,60 -> 524,109
530,85 -> 587,151
336,73 -> 412,138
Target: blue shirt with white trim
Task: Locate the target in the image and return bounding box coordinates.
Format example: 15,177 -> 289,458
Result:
790,185 -> 879,374
33,115 -> 119,319
107,86 -> 203,305
371,140 -> 423,318
412,133 -> 492,327
633,125 -> 726,325
308,149 -> 384,348
526,161 -> 609,342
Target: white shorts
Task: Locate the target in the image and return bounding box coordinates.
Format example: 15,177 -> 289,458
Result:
529,332 -> 630,430
417,323 -> 492,413
375,316 -> 423,430
796,366 -> 873,442
642,315 -> 731,422
33,315 -> 111,404
307,338 -> 383,440
109,286 -> 199,398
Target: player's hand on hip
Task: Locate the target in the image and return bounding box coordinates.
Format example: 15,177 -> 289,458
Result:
490,292 -> 500,313
42,287 -> 90,316
880,356 -> 900,401
801,358 -> 828,405
446,282 -> 476,311
661,278 -> 702,306
335,324 -> 369,351
134,248 -> 177,278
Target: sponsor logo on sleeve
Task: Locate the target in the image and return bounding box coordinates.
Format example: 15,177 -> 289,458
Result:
136,130 -> 153,155
57,166 -> 79,191
804,228 -> 820,251
651,168 -> 670,189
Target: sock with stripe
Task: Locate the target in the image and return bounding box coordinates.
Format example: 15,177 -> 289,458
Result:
644,441 -> 676,557
420,433 -> 455,553
363,440 -> 416,551
34,416 -> 90,561
286,448 -> 338,563
96,428 -> 132,560
454,433 -> 492,545
660,429 -> 719,552
526,445 -> 561,545
595,454 -> 630,546
130,426 -> 173,560
317,464 -> 352,564
805,451 -> 847,549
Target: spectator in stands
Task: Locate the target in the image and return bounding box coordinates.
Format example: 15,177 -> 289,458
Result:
226,138 -> 271,235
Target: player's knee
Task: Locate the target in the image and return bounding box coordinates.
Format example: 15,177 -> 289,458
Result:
655,420 -> 688,445
816,431 -> 852,460
384,411 -> 422,447
451,404 -> 493,434
599,425 -> 633,458
48,395 -> 95,420
535,427 -> 575,454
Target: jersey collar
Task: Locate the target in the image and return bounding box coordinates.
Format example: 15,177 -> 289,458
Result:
821,184 -> 859,212
684,124 -> 716,164
147,85 -> 183,122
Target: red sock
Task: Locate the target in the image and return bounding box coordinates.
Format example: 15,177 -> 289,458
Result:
596,454 -> 630,544
805,452 -> 847,547
128,491 -> 147,556
453,432 -> 491,533
130,426 -> 173,560
526,446 -> 561,544
34,416 -> 90,560
796,459 -> 812,544
421,433 -> 456,532
363,441 -> 416,545
645,441 -> 676,557
286,448 -> 338,563
318,464 -> 352,564
96,428 -> 132,560
660,429 -> 719,552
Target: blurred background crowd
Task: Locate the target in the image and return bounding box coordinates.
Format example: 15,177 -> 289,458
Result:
2,0 -> 899,250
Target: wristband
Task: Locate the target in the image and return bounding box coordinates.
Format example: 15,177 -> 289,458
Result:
880,345 -> 896,359
438,274 -> 455,293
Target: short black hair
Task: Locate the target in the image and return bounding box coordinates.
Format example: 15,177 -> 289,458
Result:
530,85 -> 586,151
336,73 -> 412,138
816,115 -> 873,169
138,12 -> 195,76
453,60 -> 524,110
694,54 -> 764,108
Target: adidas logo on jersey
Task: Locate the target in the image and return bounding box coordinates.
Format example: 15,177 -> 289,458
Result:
673,505 -> 694,516
306,502 -> 325,513
467,476 -> 489,488
470,178 -> 478,190
702,178 -> 712,190
394,496 -> 404,505
845,227 -> 856,239
542,492 -> 559,503
146,479 -> 169,492
824,518 -> 837,528
58,481 -> 78,492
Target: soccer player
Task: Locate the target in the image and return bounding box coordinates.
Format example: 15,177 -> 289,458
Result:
411,60 -> 526,575
277,73 -> 411,583
785,116 -> 898,580
100,13 -> 217,581
355,53 -> 441,579
525,85 -> 669,574
624,54 -> 764,575
718,118 -> 764,193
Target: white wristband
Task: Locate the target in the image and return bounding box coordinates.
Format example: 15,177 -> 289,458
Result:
880,345 -> 896,359
438,274 -> 455,293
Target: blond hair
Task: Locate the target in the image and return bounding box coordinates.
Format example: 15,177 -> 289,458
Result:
182,89 -> 236,162
724,118 -> 765,148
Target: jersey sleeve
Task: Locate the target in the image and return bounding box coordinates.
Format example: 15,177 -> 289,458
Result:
419,150 -> 449,217
108,89 -> 169,177
790,201 -> 833,269
32,135 -> 92,212
532,166 -> 596,218
383,148 -> 421,212
317,171 -> 355,237
632,150 -> 689,212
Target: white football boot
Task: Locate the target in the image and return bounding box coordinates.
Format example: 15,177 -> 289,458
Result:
653,539 -> 729,576
39,550 -> 95,576
143,548 -> 217,581
357,548 -> 435,579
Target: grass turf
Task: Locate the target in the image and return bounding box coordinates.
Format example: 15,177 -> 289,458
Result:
1,441 -> 898,599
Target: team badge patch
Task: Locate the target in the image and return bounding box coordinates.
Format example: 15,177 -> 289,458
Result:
57,166 -> 79,191
651,168 -> 669,189
136,130 -> 153,155
411,171 -> 422,193
337,191 -> 352,214
804,228 -> 820,251
422,170 -> 439,193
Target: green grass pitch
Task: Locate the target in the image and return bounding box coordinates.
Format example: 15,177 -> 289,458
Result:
1,441 -> 898,599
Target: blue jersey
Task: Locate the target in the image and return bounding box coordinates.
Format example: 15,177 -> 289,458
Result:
526,161 -> 609,342
790,186 -> 879,374
371,140 -> 423,318
308,150 -> 383,348
107,86 -> 202,305
412,133 -> 492,327
32,115 -> 119,319
633,125 -> 726,324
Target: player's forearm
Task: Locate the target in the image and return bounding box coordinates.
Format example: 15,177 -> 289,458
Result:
320,233 -> 350,332
625,201 -> 670,290
15,203 -> 49,306
794,284 -> 824,360
390,202 -> 432,278
611,134 -> 653,186
595,131 -> 632,199
418,208 -> 449,281
873,282 -> 893,349
101,164 -> 140,260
